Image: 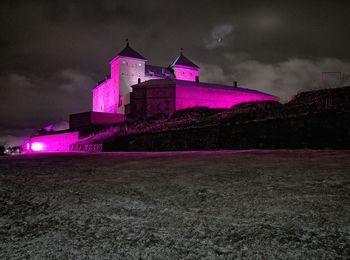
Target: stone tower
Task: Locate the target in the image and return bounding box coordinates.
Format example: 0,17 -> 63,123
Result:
170,49 -> 200,81
109,40 -> 147,97
93,41 -> 147,113
108,40 -> 147,114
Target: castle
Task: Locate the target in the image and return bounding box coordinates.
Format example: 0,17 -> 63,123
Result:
85,40 -> 276,121
91,41 -> 200,115
24,41 -> 277,152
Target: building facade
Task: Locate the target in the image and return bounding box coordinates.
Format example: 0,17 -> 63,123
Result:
129,79 -> 277,118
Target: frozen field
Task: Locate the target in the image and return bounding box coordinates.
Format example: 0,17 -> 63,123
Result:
1,150 -> 350,258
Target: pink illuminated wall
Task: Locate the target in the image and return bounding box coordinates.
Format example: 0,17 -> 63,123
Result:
92,78 -> 118,113
117,57 -> 146,95
25,132 -> 80,153
173,66 -> 199,81
130,81 -> 277,118
175,84 -> 276,110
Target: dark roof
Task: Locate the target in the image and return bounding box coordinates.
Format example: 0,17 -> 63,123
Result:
116,42 -> 146,60
145,65 -> 175,78
132,78 -> 276,97
170,53 -> 200,69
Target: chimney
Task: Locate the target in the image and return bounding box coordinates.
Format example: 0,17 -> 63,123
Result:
138,78 -> 141,84
195,76 -> 199,83
233,81 -> 238,88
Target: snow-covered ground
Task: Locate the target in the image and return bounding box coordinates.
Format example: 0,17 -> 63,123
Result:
1,150 -> 349,258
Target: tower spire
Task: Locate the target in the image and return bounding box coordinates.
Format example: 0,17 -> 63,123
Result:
180,47 -> 183,55
126,38 -> 129,47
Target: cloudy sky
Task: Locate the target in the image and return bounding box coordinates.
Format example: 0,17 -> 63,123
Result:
1,0 -> 350,146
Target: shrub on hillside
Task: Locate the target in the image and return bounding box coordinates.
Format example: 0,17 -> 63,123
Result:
230,100 -> 283,112
168,107 -> 225,122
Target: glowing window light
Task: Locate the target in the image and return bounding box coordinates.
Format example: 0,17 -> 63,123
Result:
31,142 -> 43,151
26,143 -> 30,150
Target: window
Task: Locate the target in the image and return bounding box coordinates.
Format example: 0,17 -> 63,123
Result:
183,72 -> 185,74
139,64 -> 141,66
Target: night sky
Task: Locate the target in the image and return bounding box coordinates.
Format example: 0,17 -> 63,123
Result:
1,0 -> 350,147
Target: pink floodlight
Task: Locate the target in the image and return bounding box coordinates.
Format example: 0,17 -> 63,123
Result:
31,142 -> 44,151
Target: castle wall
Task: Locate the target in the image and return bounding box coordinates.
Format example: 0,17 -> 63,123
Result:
130,85 -> 175,118
70,112 -> 126,128
110,59 -> 120,112
174,66 -> 199,81
175,84 -> 276,110
130,82 -> 276,118
119,57 -> 146,96
92,79 -> 118,113
117,93 -> 131,114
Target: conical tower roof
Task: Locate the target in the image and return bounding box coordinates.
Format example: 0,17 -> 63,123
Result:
170,49 -> 199,69
110,40 -> 146,63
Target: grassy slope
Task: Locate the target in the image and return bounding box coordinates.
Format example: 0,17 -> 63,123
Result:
1,150 -> 350,258
79,86 -> 350,151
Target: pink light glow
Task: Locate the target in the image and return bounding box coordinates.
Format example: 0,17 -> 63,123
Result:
31,142 -> 44,151
25,131 -> 79,153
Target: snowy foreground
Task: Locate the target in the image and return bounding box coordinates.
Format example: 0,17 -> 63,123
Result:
1,150 -> 349,259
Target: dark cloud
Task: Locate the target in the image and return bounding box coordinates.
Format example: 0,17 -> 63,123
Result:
204,24 -> 233,49
200,57 -> 350,102
1,0 -> 349,146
